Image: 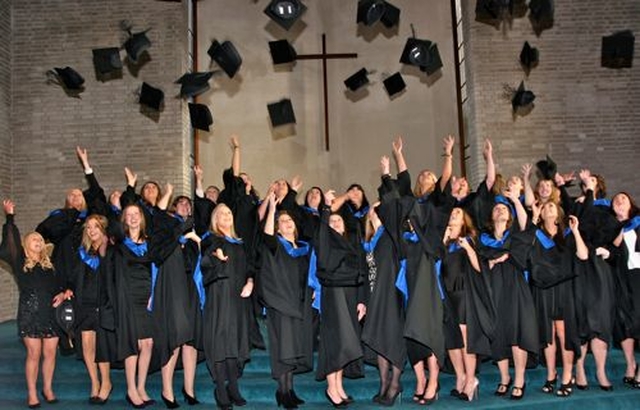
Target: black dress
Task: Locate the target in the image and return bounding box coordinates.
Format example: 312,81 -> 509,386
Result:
258,234 -> 314,378
314,207 -> 366,381
1,214 -> 63,338
200,234 -> 251,373
477,227 -> 539,359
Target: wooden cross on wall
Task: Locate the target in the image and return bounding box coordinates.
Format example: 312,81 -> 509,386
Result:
296,33 -> 357,151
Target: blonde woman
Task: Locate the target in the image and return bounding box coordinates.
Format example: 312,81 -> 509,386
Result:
1,199 -> 72,408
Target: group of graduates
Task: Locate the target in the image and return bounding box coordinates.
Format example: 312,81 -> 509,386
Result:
1,134 -> 640,410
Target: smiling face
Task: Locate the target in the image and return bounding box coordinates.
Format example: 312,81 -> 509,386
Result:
212,204 -> 234,234
123,205 -> 143,232
174,197 -> 192,219
85,217 -> 105,245
205,186 -> 220,203
276,212 -> 297,239
23,232 -> 45,261
536,180 -> 554,201
329,214 -> 346,235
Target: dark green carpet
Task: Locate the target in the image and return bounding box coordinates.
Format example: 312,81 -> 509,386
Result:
0,318 -> 638,409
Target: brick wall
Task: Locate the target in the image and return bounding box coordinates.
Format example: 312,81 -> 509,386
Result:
0,0 -> 190,321
0,0 -> 16,322
461,0 -> 640,200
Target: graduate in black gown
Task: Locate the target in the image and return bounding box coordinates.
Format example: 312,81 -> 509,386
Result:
200,203 -> 253,410
259,193 -> 314,409
441,207 -> 494,402
2,199 -> 72,408
113,204 -> 157,408
120,166 -> 162,232
149,184 -> 202,407
385,135 -> 453,405
478,188 -> 538,400
527,201 -> 589,397
568,171 -> 618,391
70,213 -> 118,404
610,192 -> 640,388
314,190 -> 367,407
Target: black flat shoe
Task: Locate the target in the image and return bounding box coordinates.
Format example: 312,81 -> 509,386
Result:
162,394 -> 180,409
182,388 -> 200,406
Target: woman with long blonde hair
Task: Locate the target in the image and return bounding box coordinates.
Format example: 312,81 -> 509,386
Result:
1,199 -> 72,408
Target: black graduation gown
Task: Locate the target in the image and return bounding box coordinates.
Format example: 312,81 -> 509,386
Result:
314,207 -> 366,381
258,234 -> 314,378
440,241 -> 496,357
477,227 -> 539,359
120,185 -> 160,232
1,214 -> 64,338
360,224 -> 406,369
113,239 -> 157,362
611,218 -> 640,341
148,211 -> 199,369
200,235 -> 251,374
522,226 -> 583,356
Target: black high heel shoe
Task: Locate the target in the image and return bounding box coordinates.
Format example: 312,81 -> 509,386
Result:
419,383 -> 439,405
510,383 -> 526,400
126,394 -> 146,409
276,391 -> 298,409
623,364 -> 638,387
324,391 -> 345,408
289,389 -> 304,405
378,389 -> 401,407
599,384 -> 614,392
40,390 -> 58,404
162,394 -> 180,409
213,389 -> 232,410
182,388 -> 200,405
494,378 -> 512,397
541,373 -> 557,394
226,386 -> 246,407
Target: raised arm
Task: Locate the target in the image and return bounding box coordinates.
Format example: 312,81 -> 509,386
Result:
230,134 -> 240,177
156,183 -> 173,211
391,135 -> 407,174
483,139 -> 496,191
568,215 -> 589,260
263,192 -> 277,236
0,199 -> 22,267
504,187 -> 527,231
439,134 -> 455,191
522,163 -> 535,208
194,165 -> 205,198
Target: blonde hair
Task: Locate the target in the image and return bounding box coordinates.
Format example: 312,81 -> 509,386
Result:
210,203 -> 239,239
535,179 -> 561,205
81,214 -> 109,252
22,232 -> 54,272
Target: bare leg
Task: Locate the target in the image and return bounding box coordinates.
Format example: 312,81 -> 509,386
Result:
336,369 -> 348,400
591,338 -> 611,387
136,338 -> 154,401
448,348 -> 466,393
23,337 -> 42,406
620,338 -> 637,379
81,330 -> 100,397
496,359 -> 511,394
161,347 -> 180,401
460,325 -> 478,398
543,325 -> 558,382
125,355 -> 144,406
41,337 -> 59,401
555,321 -> 574,386
512,346 -> 528,389
411,359 -> 426,400
97,361 -> 112,400
181,344 -> 198,398
325,372 -> 342,403
575,343 -> 588,386
421,355 -> 440,402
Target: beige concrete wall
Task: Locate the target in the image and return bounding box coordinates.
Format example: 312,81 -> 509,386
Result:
196,0 -> 460,197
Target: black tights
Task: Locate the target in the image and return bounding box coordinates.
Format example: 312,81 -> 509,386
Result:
213,358 -> 241,403
277,371 -> 294,393
377,355 -> 402,399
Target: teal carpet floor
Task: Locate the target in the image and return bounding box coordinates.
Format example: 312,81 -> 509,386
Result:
0,319 -> 639,409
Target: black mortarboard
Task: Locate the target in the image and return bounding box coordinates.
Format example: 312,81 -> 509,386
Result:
176,71 -> 214,98
207,40 -> 242,78
520,41 -> 539,72
511,81 -> 535,110
400,38 -> 443,75
357,0 -> 400,28
602,30 -> 634,69
535,155 -> 557,180
267,98 -> 296,127
54,66 -> 85,90
264,0 -> 307,30
92,47 -> 123,75
139,82 -> 164,110
475,0 -> 507,22
188,103 -> 213,131
529,0 -> 554,24
344,68 -> 369,91
269,40 -> 297,65
124,30 -> 151,63
383,72 -> 406,97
